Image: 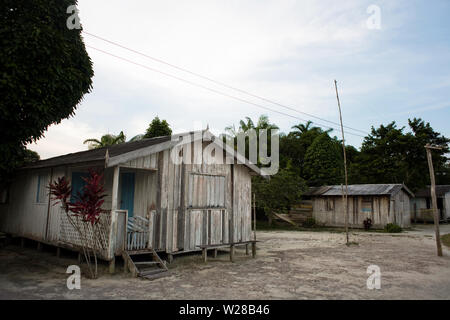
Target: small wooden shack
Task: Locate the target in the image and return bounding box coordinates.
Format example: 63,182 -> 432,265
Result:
0,129 -> 261,273
304,184 -> 414,228
411,185 -> 450,223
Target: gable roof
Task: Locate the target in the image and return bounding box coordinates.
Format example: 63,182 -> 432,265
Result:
23,135 -> 171,169
22,130 -> 263,176
304,184 -> 414,198
415,185 -> 450,198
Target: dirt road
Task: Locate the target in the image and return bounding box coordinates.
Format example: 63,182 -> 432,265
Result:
1,225 -> 449,299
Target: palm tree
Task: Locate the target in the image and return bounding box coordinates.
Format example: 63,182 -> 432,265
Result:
225,115 -> 278,138
128,134 -> 144,142
83,131 -> 126,149
291,121 -> 313,135
291,121 -> 332,138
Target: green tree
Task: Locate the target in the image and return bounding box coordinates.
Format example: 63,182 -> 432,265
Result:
252,163 -> 307,223
353,119 -> 449,191
224,114 -> 279,162
303,133 -> 343,186
280,123 -> 333,177
83,131 -> 126,149
1,0 -> 93,181
143,117 -> 172,139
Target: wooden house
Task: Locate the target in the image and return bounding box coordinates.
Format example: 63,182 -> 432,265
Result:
0,130 -> 261,275
411,185 -> 450,223
304,184 -> 414,228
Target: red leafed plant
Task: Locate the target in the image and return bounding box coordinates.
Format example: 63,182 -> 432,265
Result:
48,176 -> 72,212
71,170 -> 107,225
48,169 -> 107,279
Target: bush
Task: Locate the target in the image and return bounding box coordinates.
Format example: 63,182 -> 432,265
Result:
363,218 -> 373,230
302,217 -> 316,228
384,223 -> 402,233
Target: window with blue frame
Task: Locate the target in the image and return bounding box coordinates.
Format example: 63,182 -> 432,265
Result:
36,173 -> 49,204
70,172 -> 89,203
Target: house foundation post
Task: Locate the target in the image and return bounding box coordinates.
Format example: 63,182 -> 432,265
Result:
230,245 -> 235,262
109,257 -> 116,274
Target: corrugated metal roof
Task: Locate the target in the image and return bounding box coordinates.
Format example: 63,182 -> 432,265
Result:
304,184 -> 414,197
415,185 -> 450,198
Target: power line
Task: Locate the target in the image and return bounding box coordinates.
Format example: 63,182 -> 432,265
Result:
86,45 -> 367,138
83,31 -> 369,135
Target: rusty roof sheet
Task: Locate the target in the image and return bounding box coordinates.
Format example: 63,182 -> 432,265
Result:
304,184 -> 414,197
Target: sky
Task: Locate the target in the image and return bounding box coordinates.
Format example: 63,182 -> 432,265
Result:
28,0 -> 450,159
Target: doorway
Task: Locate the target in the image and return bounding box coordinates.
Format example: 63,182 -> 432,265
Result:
120,172 -> 135,217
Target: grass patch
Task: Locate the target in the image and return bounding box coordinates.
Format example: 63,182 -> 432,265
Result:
441,234 -> 450,248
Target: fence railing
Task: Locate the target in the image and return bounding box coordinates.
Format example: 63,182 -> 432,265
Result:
59,210 -> 112,260
126,216 -> 150,251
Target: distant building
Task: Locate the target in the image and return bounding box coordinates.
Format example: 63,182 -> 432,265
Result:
304,184 -> 414,228
411,185 -> 450,223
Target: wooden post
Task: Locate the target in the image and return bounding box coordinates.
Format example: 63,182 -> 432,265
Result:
425,144 -> 443,257
253,193 -> 257,241
111,166 -> 120,212
37,242 -> 42,251
245,244 -> 249,255
56,247 -> 61,258
78,252 -> 82,264
202,248 -> 208,263
335,80 -> 349,245
230,245 -> 235,262
213,248 -> 218,258
251,242 -> 256,258
167,253 -> 174,264
109,257 -> 116,274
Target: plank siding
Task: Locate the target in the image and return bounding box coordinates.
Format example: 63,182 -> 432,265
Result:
311,190 -> 411,228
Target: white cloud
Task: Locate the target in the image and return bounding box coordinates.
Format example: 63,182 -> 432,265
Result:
28,0 -> 450,157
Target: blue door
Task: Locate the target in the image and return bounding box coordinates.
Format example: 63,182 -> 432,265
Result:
71,172 -> 89,203
120,172 -> 135,217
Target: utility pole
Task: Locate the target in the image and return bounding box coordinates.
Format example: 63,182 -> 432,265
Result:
425,143 -> 443,257
334,80 -> 349,245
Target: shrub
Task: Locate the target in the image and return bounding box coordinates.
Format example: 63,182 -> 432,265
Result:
302,217 -> 316,228
384,223 -> 402,233
363,218 -> 373,230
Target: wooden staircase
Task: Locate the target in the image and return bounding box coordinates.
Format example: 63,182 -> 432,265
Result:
122,249 -> 169,280
123,216 -> 169,280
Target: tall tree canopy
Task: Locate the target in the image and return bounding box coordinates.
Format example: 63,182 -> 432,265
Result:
303,133 -> 343,186
143,116 -> 172,139
352,118 -> 449,191
280,122 -> 331,176
1,0 -> 94,181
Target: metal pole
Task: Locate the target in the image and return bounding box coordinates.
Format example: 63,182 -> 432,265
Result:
425,144 -> 443,257
335,80 -> 349,244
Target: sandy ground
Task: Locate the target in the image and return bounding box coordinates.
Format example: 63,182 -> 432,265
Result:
1,224 -> 450,300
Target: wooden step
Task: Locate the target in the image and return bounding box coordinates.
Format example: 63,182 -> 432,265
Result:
139,268 -> 167,277
140,271 -> 171,280
134,261 -> 160,265
127,250 -> 155,256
